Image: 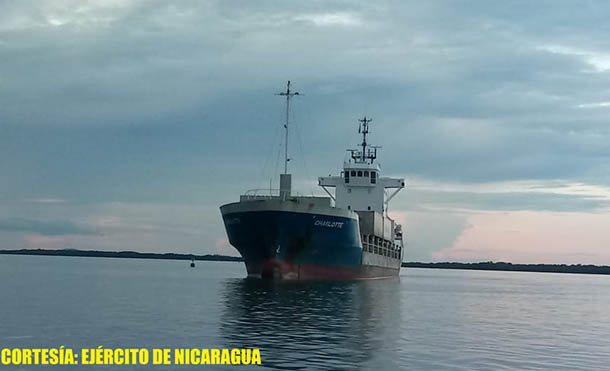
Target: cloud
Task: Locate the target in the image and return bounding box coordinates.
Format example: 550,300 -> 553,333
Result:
577,102 -> 610,109
23,234 -> 66,248
539,45 -> 610,73
394,178 -> 610,213
2,0 -> 610,262
23,198 -> 68,204
433,211 -> 610,265
399,210 -> 470,262
0,217 -> 99,236
293,12 -> 362,27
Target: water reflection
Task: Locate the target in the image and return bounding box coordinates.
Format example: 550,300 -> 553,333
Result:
220,278 -> 402,370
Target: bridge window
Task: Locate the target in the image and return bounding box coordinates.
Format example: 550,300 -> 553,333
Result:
351,171 -> 356,177
364,171 -> 369,177
357,171 -> 363,177
345,171 -> 349,183
371,171 -> 377,184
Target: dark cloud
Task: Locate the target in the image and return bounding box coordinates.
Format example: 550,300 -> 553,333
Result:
2,1 -> 609,187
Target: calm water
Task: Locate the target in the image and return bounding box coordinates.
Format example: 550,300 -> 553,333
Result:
1,255 -> 609,370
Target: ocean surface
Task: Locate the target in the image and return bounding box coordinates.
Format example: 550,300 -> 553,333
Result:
1,255 -> 609,370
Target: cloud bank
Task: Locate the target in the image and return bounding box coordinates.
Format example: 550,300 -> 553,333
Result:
2,0 -> 610,263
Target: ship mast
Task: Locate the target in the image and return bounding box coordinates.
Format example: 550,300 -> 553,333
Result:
275,81 -> 300,174
359,116 -> 372,163
351,116 -> 377,164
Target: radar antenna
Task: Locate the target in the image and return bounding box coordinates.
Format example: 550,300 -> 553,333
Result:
350,116 -> 377,164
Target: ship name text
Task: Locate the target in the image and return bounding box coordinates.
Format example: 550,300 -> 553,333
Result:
314,220 -> 344,228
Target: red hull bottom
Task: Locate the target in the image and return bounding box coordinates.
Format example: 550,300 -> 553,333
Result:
251,259 -> 400,280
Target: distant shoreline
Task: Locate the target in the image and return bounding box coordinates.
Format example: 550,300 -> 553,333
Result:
402,261 -> 610,275
1,249 -> 609,275
0,248 -> 242,262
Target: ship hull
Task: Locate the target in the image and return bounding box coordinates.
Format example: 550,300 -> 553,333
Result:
220,199 -> 401,280
257,259 -> 400,280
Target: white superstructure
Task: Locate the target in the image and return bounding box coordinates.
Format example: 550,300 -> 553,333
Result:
318,117 -> 405,214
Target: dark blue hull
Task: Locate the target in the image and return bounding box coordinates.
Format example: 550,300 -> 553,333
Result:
221,209 -> 400,280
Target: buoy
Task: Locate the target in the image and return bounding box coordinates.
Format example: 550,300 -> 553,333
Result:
190,259 -> 195,268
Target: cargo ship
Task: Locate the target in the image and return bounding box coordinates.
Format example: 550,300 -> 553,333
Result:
220,82 -> 405,280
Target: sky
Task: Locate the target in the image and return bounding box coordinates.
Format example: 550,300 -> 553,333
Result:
2,0 -> 610,264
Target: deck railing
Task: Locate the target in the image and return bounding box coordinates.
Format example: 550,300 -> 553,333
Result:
241,188 -> 280,200
241,189 -> 314,201
361,233 -> 403,260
